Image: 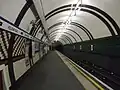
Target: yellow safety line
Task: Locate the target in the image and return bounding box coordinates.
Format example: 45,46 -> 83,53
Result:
68,60 -> 104,90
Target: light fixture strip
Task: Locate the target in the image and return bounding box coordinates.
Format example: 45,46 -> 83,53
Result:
55,0 -> 82,41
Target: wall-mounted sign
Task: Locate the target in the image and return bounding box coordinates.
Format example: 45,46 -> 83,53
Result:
80,45 -> 82,50
25,40 -> 30,67
35,42 -> 40,52
0,16 -> 40,42
73,45 -> 75,50
91,45 -> 94,51
32,42 -> 35,56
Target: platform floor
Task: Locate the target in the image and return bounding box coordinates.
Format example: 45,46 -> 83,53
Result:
18,51 -> 85,90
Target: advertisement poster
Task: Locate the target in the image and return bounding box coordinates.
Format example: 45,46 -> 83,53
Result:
32,42 -> 35,56
35,42 -> 40,52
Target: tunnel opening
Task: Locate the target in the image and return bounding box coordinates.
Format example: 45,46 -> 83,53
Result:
52,41 -> 63,52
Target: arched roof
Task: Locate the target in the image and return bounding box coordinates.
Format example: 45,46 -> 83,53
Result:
34,0 -> 120,44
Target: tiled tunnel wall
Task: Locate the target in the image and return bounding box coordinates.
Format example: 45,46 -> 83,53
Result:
0,0 -> 48,89
0,29 -> 46,88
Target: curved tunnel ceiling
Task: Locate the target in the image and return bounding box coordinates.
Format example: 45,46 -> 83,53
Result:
45,4 -> 119,35
49,28 -> 83,41
48,22 -> 93,40
33,0 -> 120,45
44,31 -> 74,43
46,34 -> 73,44
50,34 -> 72,44
50,31 -> 77,42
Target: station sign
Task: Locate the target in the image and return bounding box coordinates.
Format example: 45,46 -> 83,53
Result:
0,16 -> 40,42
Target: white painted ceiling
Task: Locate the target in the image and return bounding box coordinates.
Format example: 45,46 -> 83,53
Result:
40,0 -> 120,44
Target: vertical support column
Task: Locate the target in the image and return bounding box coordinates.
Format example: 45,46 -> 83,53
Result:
29,40 -> 34,67
0,71 -> 3,90
32,0 -> 51,43
8,34 -> 16,90
8,1 -> 33,89
39,43 -> 41,59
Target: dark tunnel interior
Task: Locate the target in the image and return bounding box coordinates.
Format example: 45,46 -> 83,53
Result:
52,41 -> 63,52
